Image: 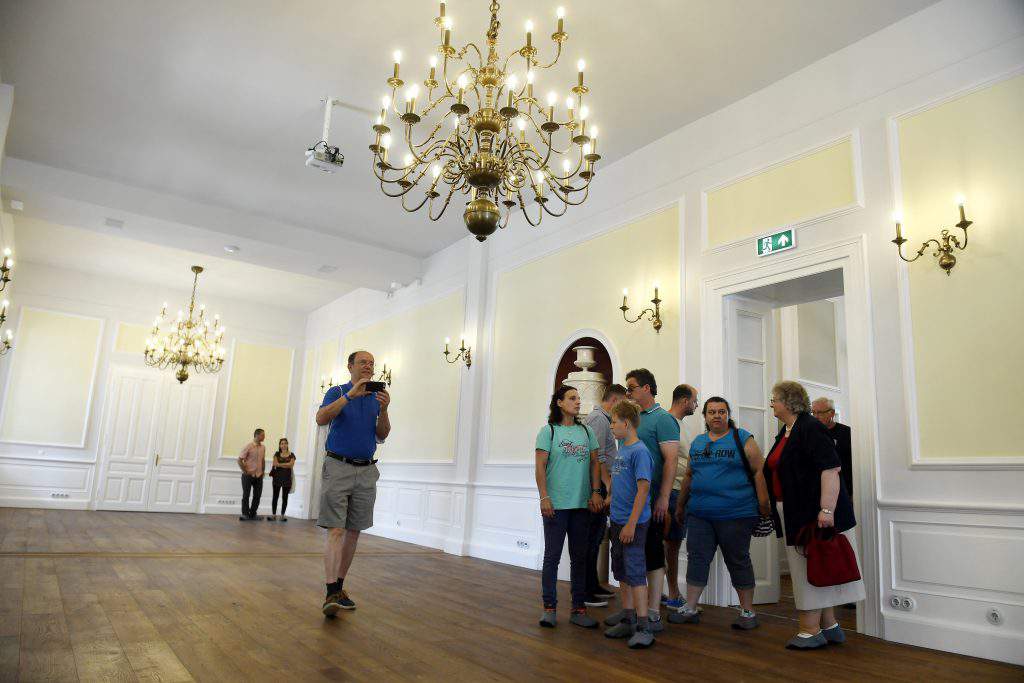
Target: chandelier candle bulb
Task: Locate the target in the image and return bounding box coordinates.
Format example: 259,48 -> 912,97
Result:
956,195 -> 967,223
556,6 -> 565,33
392,50 -> 402,79
622,288 -> 629,308
525,20 -> 533,48
577,59 -> 585,88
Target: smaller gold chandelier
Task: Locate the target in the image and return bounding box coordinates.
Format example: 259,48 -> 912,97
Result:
892,196 -> 973,276
144,265 -> 226,383
443,337 -> 471,368
620,284 -> 662,333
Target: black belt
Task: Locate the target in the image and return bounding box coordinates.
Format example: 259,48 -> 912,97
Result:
326,451 -> 377,466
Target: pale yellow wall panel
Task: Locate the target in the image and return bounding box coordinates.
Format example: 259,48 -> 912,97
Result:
899,75 -> 1024,460
221,341 -> 293,457
114,322 -> 150,354
488,207 -> 680,463
1,308 -> 103,446
706,139 -> 856,248
343,292 -> 464,462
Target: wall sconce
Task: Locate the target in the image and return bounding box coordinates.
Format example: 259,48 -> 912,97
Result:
443,337 -> 472,368
0,248 -> 13,293
892,196 -> 973,276
319,375 -> 335,393
0,330 -> 12,357
620,283 -> 663,333
0,299 -> 8,327
377,363 -> 393,386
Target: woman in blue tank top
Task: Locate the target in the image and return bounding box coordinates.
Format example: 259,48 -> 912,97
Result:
670,396 -> 770,630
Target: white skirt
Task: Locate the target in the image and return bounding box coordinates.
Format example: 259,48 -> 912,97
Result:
778,502 -> 866,611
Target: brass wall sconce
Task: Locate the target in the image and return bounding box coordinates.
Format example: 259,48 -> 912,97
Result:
620,284 -> 662,333
0,248 -> 13,293
0,330 -> 12,357
377,364 -> 393,386
0,299 -> 8,327
443,337 -> 472,368
319,375 -> 335,393
892,197 -> 973,276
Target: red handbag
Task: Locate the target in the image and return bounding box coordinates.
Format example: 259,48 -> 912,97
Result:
796,525 -> 861,587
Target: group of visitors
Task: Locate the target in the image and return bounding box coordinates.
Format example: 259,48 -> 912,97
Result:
535,368 -> 863,651
237,428 -> 297,521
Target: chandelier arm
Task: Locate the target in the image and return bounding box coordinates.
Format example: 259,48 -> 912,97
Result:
533,39 -> 564,70
418,93 -> 453,120
379,177 -> 412,198
427,185 -> 459,221
517,195 -> 543,227
402,192 -> 432,213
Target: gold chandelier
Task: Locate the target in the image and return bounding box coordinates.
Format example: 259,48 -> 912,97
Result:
144,265 -> 226,383
370,1 -> 602,241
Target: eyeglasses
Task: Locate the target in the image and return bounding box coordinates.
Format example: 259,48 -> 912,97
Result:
811,409 -> 834,416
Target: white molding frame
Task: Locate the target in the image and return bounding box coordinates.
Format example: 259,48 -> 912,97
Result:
887,66 -> 1024,471
478,201 -> 681,466
0,305 -> 106,449
700,131 -> 866,255
700,234 -> 881,637
547,327 -> 623,391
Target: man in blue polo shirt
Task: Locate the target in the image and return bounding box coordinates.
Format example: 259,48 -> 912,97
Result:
315,350 -> 392,616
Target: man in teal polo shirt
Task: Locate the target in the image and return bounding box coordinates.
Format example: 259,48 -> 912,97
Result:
622,368 -> 679,632
315,350 -> 392,616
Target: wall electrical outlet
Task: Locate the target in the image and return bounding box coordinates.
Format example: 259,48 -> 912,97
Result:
516,539 -> 530,550
987,608 -> 1003,626
889,594 -> 916,611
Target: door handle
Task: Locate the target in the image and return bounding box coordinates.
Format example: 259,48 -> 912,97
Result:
155,453 -> 160,466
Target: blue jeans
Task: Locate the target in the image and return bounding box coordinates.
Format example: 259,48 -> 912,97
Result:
542,508 -> 589,609
685,515 -> 757,589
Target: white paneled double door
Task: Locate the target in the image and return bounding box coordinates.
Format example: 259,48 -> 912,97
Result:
96,366 -> 217,512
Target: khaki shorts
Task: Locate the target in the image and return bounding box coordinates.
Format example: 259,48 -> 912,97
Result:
316,457 -> 380,531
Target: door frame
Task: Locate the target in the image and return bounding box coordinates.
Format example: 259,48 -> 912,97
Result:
699,235 -> 881,637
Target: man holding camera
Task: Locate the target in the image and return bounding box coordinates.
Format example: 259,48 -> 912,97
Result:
316,350 -> 391,616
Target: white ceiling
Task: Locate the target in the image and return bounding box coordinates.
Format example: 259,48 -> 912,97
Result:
12,214 -> 351,312
0,0 -> 937,280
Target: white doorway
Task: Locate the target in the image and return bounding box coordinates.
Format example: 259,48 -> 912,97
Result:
700,237 -> 880,637
95,365 -> 217,512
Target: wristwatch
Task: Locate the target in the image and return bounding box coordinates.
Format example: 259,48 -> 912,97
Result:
821,508 -> 834,515
592,488 -> 602,494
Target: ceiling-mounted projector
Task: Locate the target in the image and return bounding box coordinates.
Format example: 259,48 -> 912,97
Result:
305,98 -> 345,173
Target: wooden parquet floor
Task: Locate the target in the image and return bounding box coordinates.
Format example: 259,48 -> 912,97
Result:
0,507 -> 1019,682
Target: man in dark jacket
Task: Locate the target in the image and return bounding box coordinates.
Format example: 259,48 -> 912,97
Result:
811,398 -> 853,497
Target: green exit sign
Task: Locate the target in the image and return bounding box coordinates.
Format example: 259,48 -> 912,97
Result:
756,229 -> 796,257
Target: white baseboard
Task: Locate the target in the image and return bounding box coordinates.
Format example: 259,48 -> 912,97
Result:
0,496 -> 89,510
364,523 -> 452,550
884,611 -> 1024,666
468,540 -> 540,570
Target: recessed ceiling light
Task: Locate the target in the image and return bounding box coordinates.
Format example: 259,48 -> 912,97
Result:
9,200 -> 23,211
317,265 -> 338,273
104,217 -> 125,229
223,245 -> 240,254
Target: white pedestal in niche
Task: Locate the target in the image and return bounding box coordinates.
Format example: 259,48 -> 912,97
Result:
563,345 -> 607,419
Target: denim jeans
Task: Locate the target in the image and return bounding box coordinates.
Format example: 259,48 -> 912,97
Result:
584,508 -> 608,595
541,508 -> 589,609
684,514 -> 758,589
241,475 -> 263,517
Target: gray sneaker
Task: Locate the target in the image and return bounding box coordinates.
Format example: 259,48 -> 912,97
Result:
822,624 -> 845,644
628,629 -> 655,649
570,611 -> 598,629
604,609 -> 627,626
538,610 -> 556,628
732,613 -> 759,630
667,607 -> 700,624
604,621 -> 635,639
786,632 -> 828,650
646,616 -> 665,633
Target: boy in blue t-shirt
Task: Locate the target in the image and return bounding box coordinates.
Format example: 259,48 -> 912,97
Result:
605,400 -> 655,649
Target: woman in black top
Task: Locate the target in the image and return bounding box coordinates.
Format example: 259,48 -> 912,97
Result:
763,381 -> 864,650
269,438 -> 296,521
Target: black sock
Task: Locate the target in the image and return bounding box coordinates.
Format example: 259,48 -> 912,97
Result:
326,580 -> 341,595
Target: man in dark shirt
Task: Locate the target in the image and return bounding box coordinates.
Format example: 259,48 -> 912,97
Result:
811,397 -> 853,497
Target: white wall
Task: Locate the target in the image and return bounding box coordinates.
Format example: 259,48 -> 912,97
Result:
304,0 -> 1024,664
0,261 -> 309,515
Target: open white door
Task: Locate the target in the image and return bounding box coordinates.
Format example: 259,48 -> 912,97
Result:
148,376 -> 216,513
725,295 -> 781,604
96,367 -> 162,510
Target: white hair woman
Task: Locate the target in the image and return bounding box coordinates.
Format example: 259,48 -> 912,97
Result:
764,380 -> 865,650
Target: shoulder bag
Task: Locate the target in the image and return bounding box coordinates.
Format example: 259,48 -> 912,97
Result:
795,524 -> 862,587
733,429 -> 774,537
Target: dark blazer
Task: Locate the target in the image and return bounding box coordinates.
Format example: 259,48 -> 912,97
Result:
764,412 -> 856,546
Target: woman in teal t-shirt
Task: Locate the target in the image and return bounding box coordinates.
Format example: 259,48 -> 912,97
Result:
535,385 -> 603,629
671,396 -> 770,630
